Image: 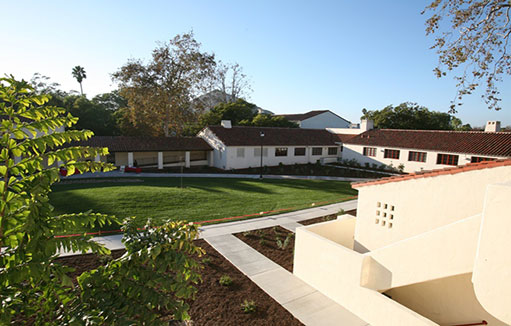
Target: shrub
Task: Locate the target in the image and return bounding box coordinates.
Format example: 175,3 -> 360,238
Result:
241,300 -> 257,314
398,163 -> 405,173
276,234 -> 293,250
202,257 -> 212,265
219,275 -> 233,286
0,77 -> 204,325
364,162 -> 370,168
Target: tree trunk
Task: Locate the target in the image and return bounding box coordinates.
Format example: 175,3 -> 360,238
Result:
79,82 -> 83,96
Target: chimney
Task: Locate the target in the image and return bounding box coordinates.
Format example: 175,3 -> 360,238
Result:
221,120 -> 232,128
484,121 -> 501,132
360,119 -> 374,132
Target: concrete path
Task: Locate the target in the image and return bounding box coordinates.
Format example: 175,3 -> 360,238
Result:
198,200 -> 357,238
205,234 -> 369,326
58,200 -> 357,256
64,171 -> 373,182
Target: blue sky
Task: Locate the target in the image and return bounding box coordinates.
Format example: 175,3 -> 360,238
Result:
1,0 -> 509,127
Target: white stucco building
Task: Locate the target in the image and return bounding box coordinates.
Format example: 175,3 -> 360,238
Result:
197,123 -> 341,170
339,123 -> 511,173
277,110 -> 351,129
294,159 -> 511,326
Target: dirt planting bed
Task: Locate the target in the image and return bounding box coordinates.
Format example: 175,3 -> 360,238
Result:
234,226 -> 295,272
55,240 -> 303,326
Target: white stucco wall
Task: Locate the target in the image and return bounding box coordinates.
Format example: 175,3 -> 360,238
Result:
354,165 -> 511,251
299,111 -> 350,129
198,127 -> 340,170
223,145 -> 339,170
343,143 -> 506,173
473,182 -> 511,324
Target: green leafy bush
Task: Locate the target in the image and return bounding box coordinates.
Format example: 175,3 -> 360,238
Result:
0,77 -> 204,325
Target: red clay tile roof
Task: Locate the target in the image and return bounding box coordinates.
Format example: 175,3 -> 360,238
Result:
334,133 -> 358,143
344,129 -> 511,157
352,159 -> 511,188
276,110 -> 330,121
206,126 -> 339,146
75,136 -> 212,152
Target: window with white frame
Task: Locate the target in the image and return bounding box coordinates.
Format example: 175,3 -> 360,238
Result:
236,148 -> 245,158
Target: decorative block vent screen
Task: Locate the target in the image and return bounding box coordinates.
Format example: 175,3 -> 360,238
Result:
375,202 -> 394,229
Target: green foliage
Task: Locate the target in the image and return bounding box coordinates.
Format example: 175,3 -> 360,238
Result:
241,113 -> 298,128
63,95 -> 120,136
240,300 -> 257,314
74,220 -> 204,324
201,99 -> 256,126
276,233 -> 293,250
362,102 -> 456,130
0,77 -> 204,325
219,275 -> 233,286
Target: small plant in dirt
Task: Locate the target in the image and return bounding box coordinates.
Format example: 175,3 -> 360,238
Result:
242,231 -> 252,237
276,234 -> 293,250
338,209 -> 345,215
241,300 -> 257,314
219,275 -> 233,286
272,226 -> 279,234
259,238 -> 266,246
202,257 -> 212,265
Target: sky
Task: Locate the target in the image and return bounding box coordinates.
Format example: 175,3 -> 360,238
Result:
1,0 -> 510,127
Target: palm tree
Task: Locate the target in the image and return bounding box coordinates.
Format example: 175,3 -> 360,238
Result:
72,66 -> 87,96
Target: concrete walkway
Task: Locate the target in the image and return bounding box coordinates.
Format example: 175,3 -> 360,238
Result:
58,200 -> 357,256
64,171 -> 373,182
205,230 -> 368,325
198,200 -> 357,238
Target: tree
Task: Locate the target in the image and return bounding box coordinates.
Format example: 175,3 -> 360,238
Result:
423,0 -> 511,112
0,76 -> 204,325
72,66 -> 87,96
240,114 -> 299,128
113,32 -> 216,137
63,95 -> 120,136
361,102 -> 457,130
216,62 -> 252,102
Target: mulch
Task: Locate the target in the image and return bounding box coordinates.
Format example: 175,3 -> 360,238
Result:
55,240 -> 303,326
234,226 -> 295,272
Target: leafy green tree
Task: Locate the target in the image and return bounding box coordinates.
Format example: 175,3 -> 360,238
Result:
450,117 -> 472,131
423,0 -> 511,112
0,77 -> 204,325
72,66 -> 87,96
240,113 -> 299,128
200,99 -> 257,126
63,95 -> 120,136
361,102 -> 455,130
113,32 -> 216,137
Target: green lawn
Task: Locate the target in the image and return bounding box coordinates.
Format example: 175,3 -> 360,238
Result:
50,177 -> 357,233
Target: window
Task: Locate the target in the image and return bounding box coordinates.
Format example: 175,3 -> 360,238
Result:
328,147 -> 338,155
275,148 -> 288,157
236,148 -> 245,158
254,148 -> 268,157
312,147 -> 322,156
363,147 -> 376,157
408,151 -> 427,162
471,156 -> 496,163
436,153 -> 459,166
384,149 -> 400,159
294,147 -> 306,156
